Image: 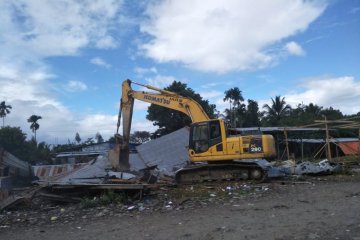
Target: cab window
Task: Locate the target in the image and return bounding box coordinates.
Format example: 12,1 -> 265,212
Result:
193,124 -> 208,141
210,121 -> 220,139
191,123 -> 209,153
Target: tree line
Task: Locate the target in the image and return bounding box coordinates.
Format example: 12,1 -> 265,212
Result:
1,101 -> 42,140
1,80 -> 359,164
146,81 -> 359,137
0,101 -> 111,164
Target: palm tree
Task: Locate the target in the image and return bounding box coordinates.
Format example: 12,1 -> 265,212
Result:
0,101 -> 12,127
223,87 -> 244,127
27,115 -> 42,141
263,96 -> 291,126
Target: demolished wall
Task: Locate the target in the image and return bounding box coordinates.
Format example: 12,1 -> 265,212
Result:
130,127 -> 190,175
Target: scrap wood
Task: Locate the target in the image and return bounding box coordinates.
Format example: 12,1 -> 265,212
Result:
144,183 -> 175,190
50,183 -> 146,190
0,186 -> 42,211
106,178 -> 137,184
0,190 -> 9,201
37,192 -> 81,203
0,195 -> 26,211
176,197 -> 191,206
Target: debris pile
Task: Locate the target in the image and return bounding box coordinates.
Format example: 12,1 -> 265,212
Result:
1,126 -> 355,221
0,182 -> 272,229
270,159 -> 343,177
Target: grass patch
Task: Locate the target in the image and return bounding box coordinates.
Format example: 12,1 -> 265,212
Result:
80,190 -> 127,208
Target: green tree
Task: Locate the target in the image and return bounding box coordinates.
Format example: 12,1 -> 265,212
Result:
262,96 -> 291,126
284,103 -> 322,126
0,126 -> 27,160
0,126 -> 52,164
284,103 -> 343,126
84,137 -> 94,145
95,132 -> 104,143
35,141 -> 52,164
0,101 -> 12,127
75,132 -> 81,144
27,115 -> 42,142
223,87 -> 245,127
321,107 -> 343,120
130,131 -> 151,143
24,137 -> 52,164
146,81 -> 217,136
243,99 -> 261,127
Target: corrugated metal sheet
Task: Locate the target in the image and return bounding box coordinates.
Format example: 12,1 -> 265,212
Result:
338,142 -> 360,155
33,162 -> 91,181
132,127 -> 189,175
0,148 -> 30,177
234,127 -> 324,132
0,177 -> 13,190
287,138 -> 359,143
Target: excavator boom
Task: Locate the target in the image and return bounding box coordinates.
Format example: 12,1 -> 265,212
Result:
109,79 -> 210,170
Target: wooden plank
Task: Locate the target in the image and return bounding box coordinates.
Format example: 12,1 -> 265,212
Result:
51,183 -> 146,190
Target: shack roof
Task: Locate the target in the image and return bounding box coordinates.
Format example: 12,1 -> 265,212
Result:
287,138 -> 359,143
233,127 -> 324,132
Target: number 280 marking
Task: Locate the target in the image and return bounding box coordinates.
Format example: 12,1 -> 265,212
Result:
251,147 -> 262,152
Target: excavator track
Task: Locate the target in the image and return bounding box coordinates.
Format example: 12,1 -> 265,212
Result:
175,162 -> 267,184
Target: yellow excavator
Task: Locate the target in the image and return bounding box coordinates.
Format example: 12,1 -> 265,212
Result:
109,79 -> 276,183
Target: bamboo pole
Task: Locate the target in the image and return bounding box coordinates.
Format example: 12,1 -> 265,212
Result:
325,116 -> 332,161
301,138 -> 304,161
284,128 -> 290,160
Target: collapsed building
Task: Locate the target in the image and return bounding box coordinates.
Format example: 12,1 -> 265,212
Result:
0,148 -> 31,191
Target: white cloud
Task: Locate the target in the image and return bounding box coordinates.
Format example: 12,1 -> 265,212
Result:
77,114 -> 118,137
214,97 -> 230,114
90,57 -> 112,69
134,101 -> 151,111
350,7 -> 360,14
131,120 -> 158,133
0,63 -> 57,105
284,41 -> 305,56
0,1 -> 126,143
0,0 -> 122,62
144,75 -> 177,89
284,76 -> 360,114
134,66 -> 158,76
66,81 -> 88,92
140,0 -> 326,73
198,90 -> 223,100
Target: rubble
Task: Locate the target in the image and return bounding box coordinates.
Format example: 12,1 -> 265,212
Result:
0,181 -> 272,229
294,159 -> 342,175
269,159 -> 342,177
1,127 -> 356,231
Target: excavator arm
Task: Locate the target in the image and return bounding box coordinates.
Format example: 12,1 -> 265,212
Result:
109,79 -> 210,170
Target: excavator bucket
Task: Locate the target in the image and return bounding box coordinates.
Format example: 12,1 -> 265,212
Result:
108,135 -> 130,171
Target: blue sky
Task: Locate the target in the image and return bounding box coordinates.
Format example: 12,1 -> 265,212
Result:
0,0 -> 359,144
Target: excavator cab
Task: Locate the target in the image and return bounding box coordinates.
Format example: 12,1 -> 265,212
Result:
189,119 -> 224,155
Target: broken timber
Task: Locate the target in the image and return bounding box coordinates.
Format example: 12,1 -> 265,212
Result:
49,183 -> 146,190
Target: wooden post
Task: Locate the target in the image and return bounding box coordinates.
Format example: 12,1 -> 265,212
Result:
284,128 -> 290,160
325,116 -> 332,161
276,132 -> 280,160
301,138 -> 304,161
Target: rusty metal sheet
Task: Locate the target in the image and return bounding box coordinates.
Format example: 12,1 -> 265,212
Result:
338,141 -> 360,155
33,162 -> 92,181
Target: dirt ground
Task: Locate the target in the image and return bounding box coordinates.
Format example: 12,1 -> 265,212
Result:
1,175 -> 360,240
